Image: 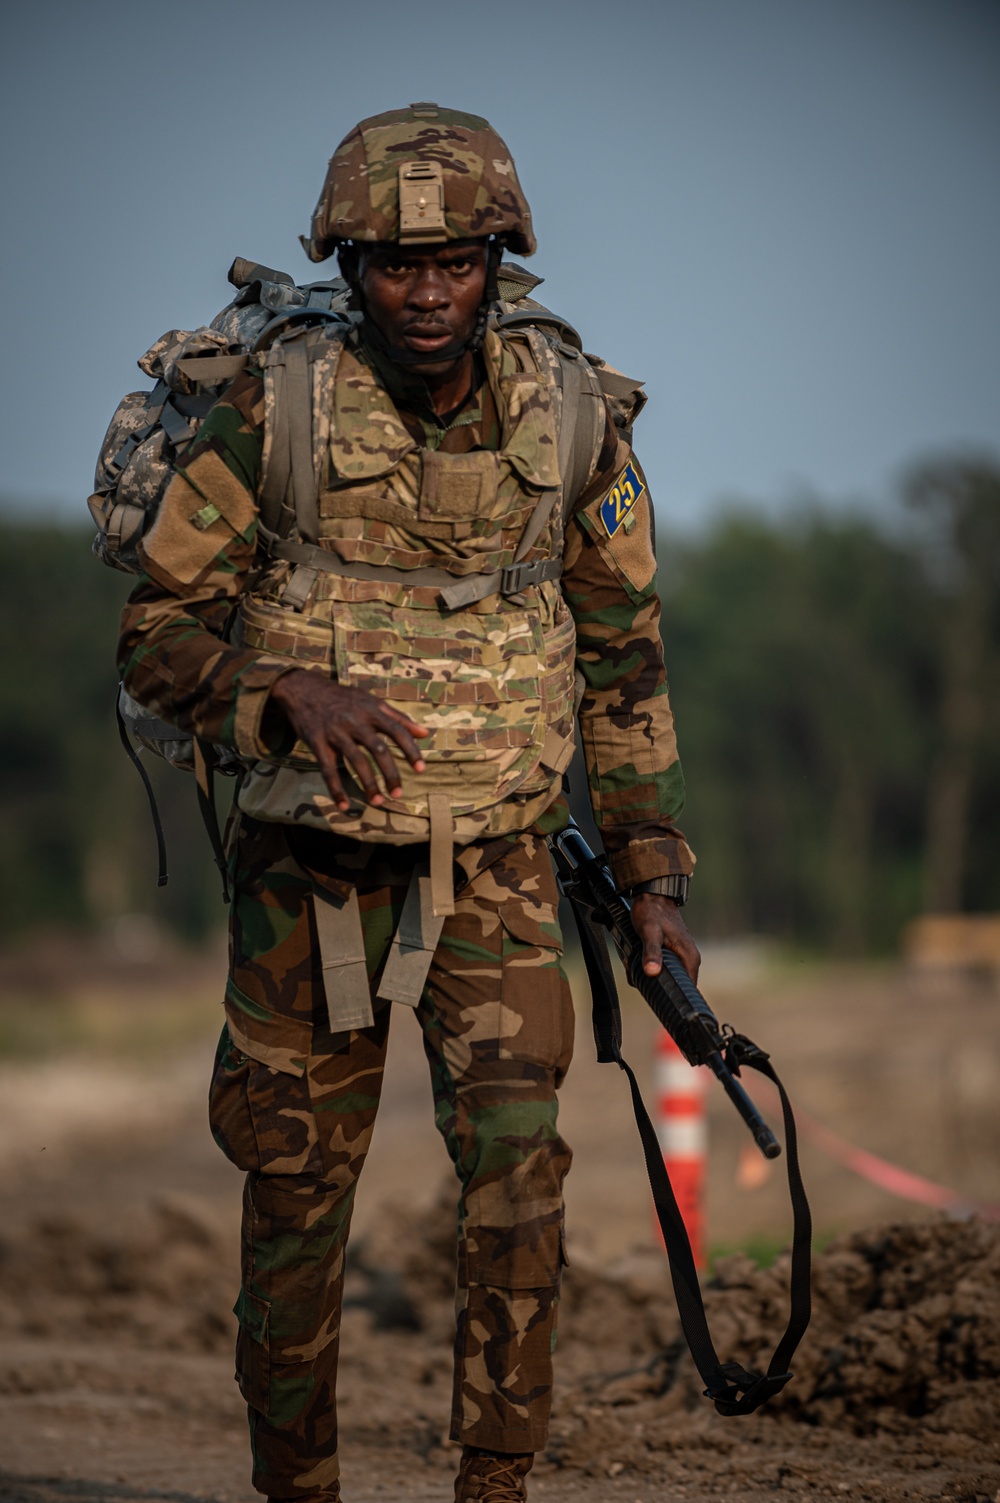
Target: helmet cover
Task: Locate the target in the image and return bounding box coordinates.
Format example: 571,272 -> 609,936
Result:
301,102 -> 536,262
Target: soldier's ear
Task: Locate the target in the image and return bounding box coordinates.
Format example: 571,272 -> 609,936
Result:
337,244 -> 362,312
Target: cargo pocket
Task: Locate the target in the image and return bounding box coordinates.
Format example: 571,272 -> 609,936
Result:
209,1023 -> 260,1172
460,1196 -> 566,1291
498,904 -> 574,1074
234,1286 -> 271,1413
211,1006 -> 321,1177
234,1287 -> 321,1426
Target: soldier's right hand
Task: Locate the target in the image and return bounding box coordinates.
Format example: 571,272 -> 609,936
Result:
270,670 -> 428,811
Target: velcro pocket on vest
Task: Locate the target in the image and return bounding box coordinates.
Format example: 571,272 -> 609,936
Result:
240,591 -> 334,667
419,449 -> 499,521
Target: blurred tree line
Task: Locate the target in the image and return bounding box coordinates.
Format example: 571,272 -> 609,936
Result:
1,452 -> 997,955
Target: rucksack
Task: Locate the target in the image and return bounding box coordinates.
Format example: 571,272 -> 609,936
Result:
91,256 -> 646,886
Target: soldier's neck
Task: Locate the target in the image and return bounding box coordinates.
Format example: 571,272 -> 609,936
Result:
362,333 -> 480,427
419,351 -> 477,417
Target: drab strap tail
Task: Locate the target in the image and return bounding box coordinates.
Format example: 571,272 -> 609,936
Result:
377,860 -> 445,1008
428,793 -> 455,917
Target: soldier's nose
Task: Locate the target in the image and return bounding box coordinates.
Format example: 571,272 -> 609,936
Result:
409,267 -> 449,308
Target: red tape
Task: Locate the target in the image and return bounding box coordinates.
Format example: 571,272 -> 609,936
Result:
755,1085 -> 1000,1222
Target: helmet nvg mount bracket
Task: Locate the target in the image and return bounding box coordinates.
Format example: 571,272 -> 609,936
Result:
397,161 -> 448,245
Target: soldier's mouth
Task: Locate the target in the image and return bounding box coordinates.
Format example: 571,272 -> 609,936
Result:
402,325 -> 456,352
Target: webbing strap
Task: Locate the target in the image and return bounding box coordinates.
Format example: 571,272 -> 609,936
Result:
376,861 -> 445,1008
428,793 -> 455,917
510,489 -> 559,567
571,900 -> 811,1418
272,538 -> 457,588
280,564 -> 320,611
284,337 -> 319,544
594,365 -> 644,402
159,399 -> 196,448
438,557 -> 562,610
258,323 -> 350,547
312,884 -> 375,1032
555,351 -> 606,518
259,358 -> 292,541
494,308 -> 584,352
106,497 -> 147,558
269,538 -> 562,610
174,353 -> 249,385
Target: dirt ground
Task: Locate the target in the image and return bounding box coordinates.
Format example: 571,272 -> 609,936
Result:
0,934 -> 998,1503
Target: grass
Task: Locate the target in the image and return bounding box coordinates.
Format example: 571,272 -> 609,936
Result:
708,1227 -> 841,1273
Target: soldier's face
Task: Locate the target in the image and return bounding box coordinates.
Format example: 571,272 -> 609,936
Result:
361,240 -> 488,373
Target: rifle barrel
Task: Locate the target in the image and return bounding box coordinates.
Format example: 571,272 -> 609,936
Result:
705,1052 -> 782,1159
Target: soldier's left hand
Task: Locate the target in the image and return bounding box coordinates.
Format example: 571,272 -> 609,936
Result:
631,894 -> 701,984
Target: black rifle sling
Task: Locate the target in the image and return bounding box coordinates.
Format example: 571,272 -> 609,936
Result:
192,739 -> 231,904
115,687 -> 168,888
571,889 -> 622,1064
567,896 -> 810,1417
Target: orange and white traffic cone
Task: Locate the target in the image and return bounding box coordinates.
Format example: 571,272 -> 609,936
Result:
654,1029 -> 708,1269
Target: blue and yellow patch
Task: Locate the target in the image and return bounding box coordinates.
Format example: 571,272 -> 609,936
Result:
599,461 -> 646,539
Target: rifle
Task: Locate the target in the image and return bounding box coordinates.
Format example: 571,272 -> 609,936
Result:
550,818 -> 812,1417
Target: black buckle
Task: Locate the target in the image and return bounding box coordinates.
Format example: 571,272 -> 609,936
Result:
500,559 -> 559,596
501,561 -> 538,595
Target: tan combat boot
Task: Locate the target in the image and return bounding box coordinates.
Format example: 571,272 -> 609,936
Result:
454,1446 -> 534,1502
267,1492 -> 339,1503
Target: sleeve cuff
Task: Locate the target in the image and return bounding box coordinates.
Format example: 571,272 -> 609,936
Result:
607,835 -> 696,892
233,659 -> 302,761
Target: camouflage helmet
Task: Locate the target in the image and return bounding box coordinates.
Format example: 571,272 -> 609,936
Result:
301,102 -> 536,263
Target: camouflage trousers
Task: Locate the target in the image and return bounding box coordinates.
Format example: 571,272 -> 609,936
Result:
209,816 -> 575,1497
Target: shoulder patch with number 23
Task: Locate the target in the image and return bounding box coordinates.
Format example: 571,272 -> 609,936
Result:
600,461 -> 646,538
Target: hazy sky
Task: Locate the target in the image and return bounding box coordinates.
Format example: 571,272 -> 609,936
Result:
2,0 -> 997,531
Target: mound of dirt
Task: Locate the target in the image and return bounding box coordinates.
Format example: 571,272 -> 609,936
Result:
2,1181 -> 997,1460
539,1216 -> 1000,1471
0,1191 -> 238,1356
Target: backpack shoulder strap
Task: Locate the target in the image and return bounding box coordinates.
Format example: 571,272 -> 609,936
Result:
494,306 -> 630,516
554,346 -> 606,517
258,316 -> 352,549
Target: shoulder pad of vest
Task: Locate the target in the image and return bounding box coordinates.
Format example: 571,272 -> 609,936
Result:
492,305 -> 584,353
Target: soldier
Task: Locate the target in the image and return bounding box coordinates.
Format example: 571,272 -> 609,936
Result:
117,105 -> 699,1503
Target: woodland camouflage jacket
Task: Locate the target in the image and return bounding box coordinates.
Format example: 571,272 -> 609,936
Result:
117,327 -> 695,891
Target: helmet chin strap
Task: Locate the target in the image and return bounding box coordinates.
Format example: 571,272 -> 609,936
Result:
338,239 -> 502,369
